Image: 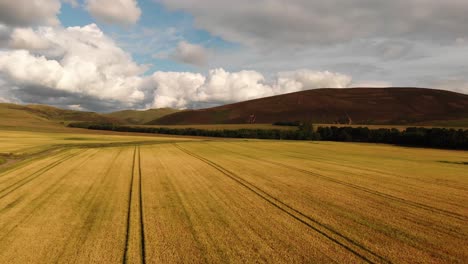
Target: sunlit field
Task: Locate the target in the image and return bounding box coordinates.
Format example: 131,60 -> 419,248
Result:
0,130 -> 466,263
0,130 -> 196,156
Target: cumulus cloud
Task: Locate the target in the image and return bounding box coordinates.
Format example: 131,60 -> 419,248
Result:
86,0 -> 141,25
276,70 -> 352,94
171,41 -> 208,66
9,28 -> 51,50
158,0 -> 468,47
148,68 -> 352,109
0,24 -> 145,111
0,0 -> 61,27
0,23 -> 354,111
0,17 -> 376,112
150,71 -> 206,109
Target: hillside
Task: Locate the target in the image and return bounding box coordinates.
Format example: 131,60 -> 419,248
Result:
0,103 -> 118,131
148,88 -> 468,126
105,108 -> 179,125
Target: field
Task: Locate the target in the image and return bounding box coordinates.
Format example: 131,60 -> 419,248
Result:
0,130 -> 467,263
0,130 -> 195,156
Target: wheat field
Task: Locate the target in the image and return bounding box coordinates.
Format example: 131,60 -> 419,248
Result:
0,132 -> 467,263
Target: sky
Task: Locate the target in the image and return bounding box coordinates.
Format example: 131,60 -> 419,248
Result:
0,0 -> 467,112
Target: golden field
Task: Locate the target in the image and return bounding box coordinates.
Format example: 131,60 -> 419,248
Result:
0,130 -> 467,263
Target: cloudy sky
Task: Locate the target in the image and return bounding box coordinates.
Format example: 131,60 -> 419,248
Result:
0,0 -> 467,112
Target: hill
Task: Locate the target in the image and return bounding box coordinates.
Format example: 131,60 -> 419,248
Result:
148,88 -> 468,126
104,108 -> 179,125
0,103 -> 118,131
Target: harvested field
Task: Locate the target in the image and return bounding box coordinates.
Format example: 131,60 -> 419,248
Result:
0,138 -> 467,263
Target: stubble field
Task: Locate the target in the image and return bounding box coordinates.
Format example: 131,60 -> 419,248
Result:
0,131 -> 467,263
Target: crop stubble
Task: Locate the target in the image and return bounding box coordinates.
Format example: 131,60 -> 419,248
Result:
0,140 -> 466,263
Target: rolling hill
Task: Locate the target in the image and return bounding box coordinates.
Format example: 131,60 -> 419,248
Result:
104,108 -> 179,125
148,88 -> 468,126
0,103 -> 119,131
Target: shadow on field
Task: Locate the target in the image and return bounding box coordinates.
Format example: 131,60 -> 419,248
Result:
438,161 -> 468,165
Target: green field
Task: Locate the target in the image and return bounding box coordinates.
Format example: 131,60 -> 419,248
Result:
0,130 -> 467,263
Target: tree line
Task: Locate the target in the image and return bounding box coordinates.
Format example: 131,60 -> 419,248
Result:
68,122 -> 468,150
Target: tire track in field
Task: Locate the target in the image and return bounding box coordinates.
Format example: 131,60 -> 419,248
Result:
123,147 -> 136,264
123,146 -> 146,264
259,158 -> 468,221
138,146 -> 146,264
210,143 -> 468,222
0,150 -> 70,183
55,148 -> 125,262
174,144 -> 390,264
223,142 -> 465,191
282,150 -> 468,193
0,149 -> 99,241
0,150 -> 84,200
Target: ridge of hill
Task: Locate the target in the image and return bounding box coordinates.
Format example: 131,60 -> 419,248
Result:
147,88 -> 468,126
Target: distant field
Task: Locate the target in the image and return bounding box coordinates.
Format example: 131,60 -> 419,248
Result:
0,130 -> 196,156
0,132 -> 466,263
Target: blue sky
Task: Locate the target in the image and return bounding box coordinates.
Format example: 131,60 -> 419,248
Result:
59,0 -> 238,74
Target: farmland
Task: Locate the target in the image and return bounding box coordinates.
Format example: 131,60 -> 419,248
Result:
0,131 -> 467,263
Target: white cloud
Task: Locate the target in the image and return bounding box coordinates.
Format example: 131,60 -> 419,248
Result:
0,0 -> 61,27
9,28 -> 51,50
158,0 -> 468,47
198,69 -> 273,103
149,68 -> 352,109
86,0 -> 141,25
172,41 -> 209,66
150,71 -> 206,109
0,24 -> 145,110
276,70 -> 352,94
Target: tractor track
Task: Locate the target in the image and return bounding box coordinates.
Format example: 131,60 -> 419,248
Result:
123,146 -> 146,264
209,143 -> 468,222
138,146 -> 147,264
54,148 -> 125,262
174,143 -> 390,264
0,149 -> 99,242
0,150 -> 85,200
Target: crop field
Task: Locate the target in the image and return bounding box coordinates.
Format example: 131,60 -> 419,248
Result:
0,133 -> 467,263
0,130 -> 195,156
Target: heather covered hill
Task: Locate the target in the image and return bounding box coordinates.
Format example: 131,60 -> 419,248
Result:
148,88 -> 468,126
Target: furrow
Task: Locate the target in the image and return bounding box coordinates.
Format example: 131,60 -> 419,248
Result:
138,146 -> 146,264
0,150 -> 83,200
0,149 -> 98,241
174,143 -> 390,264
123,146 -> 145,264
211,143 -> 467,221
